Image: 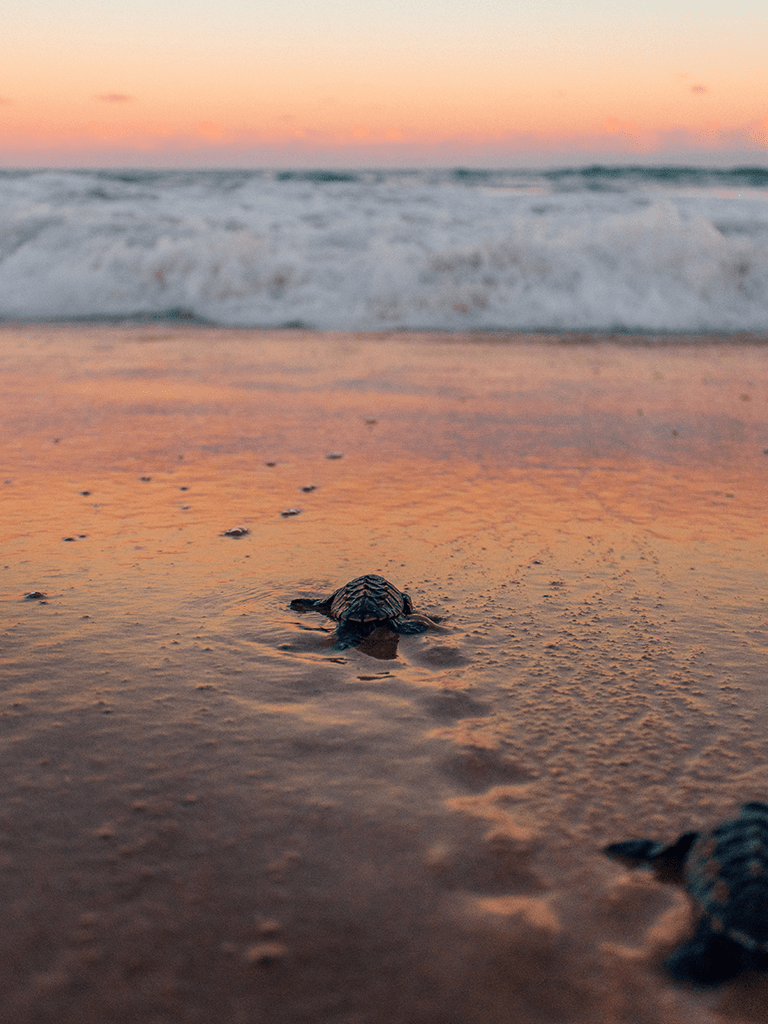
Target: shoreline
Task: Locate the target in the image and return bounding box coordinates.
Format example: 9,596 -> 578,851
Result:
3,319 -> 768,344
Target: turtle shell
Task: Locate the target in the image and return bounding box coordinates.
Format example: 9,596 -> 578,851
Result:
328,574 -> 411,623
684,801 -> 768,952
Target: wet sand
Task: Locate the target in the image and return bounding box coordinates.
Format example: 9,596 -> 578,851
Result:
2,324 -> 768,1023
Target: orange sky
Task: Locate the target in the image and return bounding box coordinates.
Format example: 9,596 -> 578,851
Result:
2,0 -> 767,165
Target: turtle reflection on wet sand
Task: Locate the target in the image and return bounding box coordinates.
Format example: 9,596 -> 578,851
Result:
290,573 -> 437,650
604,801 -> 768,986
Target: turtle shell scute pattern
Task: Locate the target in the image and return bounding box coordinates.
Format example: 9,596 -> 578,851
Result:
685,801 -> 768,952
329,574 -> 412,623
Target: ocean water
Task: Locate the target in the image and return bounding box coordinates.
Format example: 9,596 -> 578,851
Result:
1,165 -> 767,333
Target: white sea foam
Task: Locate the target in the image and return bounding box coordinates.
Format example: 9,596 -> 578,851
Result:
1,166 -> 767,331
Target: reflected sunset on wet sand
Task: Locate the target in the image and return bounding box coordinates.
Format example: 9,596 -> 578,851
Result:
2,325 -> 768,1022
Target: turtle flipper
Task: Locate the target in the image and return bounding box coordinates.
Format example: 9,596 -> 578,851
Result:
658,831 -> 699,863
605,832 -> 698,867
666,921 -> 745,987
605,831 -> 697,885
604,839 -> 669,865
391,615 -> 430,636
290,596 -> 332,614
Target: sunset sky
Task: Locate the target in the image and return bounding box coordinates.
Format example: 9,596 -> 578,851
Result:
2,0 -> 767,167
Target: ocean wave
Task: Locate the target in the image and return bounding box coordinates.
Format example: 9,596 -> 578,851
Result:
1,166 -> 767,331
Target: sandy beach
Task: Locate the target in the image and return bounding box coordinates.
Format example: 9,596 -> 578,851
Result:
2,323 -> 768,1024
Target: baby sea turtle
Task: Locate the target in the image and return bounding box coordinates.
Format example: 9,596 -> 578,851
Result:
290,573 -> 433,650
604,801 -> 768,986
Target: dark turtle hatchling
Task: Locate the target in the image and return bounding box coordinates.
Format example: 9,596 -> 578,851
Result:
290,573 -> 433,650
604,801 -> 768,986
